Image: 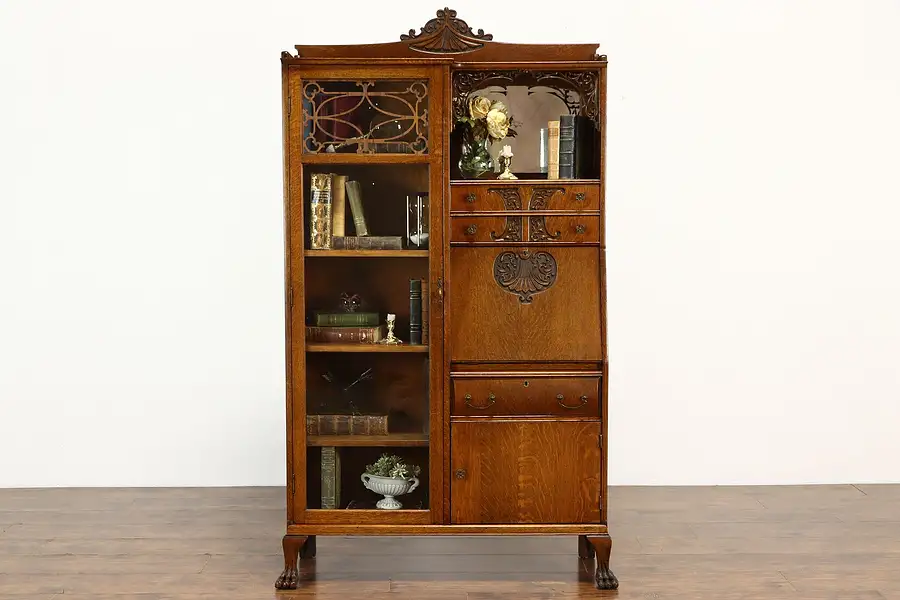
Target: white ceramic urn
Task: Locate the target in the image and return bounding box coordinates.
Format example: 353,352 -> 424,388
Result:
360,473 -> 420,509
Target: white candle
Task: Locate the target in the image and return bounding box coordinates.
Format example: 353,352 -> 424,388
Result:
500,144 -> 513,157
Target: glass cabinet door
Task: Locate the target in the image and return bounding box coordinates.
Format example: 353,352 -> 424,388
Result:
287,66 -> 443,523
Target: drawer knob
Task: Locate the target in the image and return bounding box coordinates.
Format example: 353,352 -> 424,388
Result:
465,193 -> 476,203
465,224 -> 477,236
575,224 -> 586,234
557,394 -> 590,409
464,392 -> 496,410
455,469 -> 467,479
575,192 -> 586,202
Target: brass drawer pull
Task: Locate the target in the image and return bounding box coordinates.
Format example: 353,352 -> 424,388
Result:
575,224 -> 586,234
465,193 -> 476,204
575,192 -> 585,202
465,224 -> 477,236
464,392 -> 496,410
557,394 -> 589,409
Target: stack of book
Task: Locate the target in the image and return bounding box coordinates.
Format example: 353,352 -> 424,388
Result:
308,172 -> 405,250
545,115 -> 597,180
306,310 -> 384,344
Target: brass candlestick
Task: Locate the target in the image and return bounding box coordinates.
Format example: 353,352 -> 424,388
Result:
497,144 -> 517,180
378,313 -> 403,345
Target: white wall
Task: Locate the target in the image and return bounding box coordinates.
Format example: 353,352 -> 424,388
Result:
1,0 -> 899,487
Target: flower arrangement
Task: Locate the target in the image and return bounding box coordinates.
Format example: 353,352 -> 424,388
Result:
364,453 -> 421,479
456,94 -> 517,178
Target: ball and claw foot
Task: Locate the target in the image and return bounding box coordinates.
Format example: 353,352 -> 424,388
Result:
274,564 -> 298,590
595,562 -> 619,590
275,535 -> 305,590
586,534 -> 619,591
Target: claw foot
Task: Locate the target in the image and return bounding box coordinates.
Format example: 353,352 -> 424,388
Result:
275,565 -> 298,590
595,563 -> 619,590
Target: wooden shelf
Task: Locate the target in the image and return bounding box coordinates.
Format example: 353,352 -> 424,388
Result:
307,433 -> 430,447
305,249 -> 429,258
451,178 -> 601,186
306,343 -> 429,353
301,153 -> 430,165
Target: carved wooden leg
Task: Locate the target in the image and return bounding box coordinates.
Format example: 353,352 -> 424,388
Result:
578,534 -> 595,559
587,534 -> 619,590
300,534 -> 317,559
275,535 -> 307,590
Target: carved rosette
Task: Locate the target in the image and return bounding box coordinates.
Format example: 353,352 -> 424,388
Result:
401,8 -> 493,54
493,249 -> 558,304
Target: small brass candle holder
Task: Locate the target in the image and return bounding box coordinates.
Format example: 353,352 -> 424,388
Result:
378,313 -> 403,345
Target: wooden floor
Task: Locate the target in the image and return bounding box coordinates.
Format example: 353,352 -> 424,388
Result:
1,485 -> 899,599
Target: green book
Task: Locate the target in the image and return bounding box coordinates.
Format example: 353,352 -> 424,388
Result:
313,311 -> 379,327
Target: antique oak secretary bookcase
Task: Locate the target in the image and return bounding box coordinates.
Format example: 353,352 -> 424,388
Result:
277,7 -> 616,590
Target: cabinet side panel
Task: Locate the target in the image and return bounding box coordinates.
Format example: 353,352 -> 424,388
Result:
282,62 -> 293,524
287,66 -> 307,521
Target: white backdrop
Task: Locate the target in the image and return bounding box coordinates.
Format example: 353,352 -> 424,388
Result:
2,0 -> 899,487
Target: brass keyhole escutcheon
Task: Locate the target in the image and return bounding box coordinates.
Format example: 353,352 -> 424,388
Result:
523,380 -> 529,387
455,469 -> 467,479
575,224 -> 586,234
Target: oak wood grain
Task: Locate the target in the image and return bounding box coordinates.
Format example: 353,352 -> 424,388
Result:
450,421 -> 601,524
450,374 -> 600,417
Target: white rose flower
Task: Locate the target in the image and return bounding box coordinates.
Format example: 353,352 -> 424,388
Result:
469,96 -> 493,120
485,108 -> 509,140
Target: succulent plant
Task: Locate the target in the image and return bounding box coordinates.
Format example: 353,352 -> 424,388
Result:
365,453 -> 421,479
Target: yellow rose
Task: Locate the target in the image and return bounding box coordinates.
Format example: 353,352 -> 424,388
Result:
485,108 -> 509,140
490,100 -> 508,114
469,96 -> 493,120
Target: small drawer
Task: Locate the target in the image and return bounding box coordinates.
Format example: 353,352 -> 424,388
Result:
450,184 -> 600,212
528,215 -> 601,243
451,216 -> 522,243
451,375 -> 601,417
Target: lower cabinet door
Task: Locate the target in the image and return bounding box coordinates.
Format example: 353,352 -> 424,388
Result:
450,420 -> 601,524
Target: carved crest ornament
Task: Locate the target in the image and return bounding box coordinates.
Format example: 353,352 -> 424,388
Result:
493,249 -> 558,304
400,7 -> 493,54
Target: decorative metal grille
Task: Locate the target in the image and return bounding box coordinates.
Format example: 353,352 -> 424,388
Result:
302,80 -> 429,154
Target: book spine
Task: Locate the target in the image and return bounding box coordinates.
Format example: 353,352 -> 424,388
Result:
313,312 -> 380,327
309,173 -> 333,249
547,121 -> 560,179
558,115 -> 576,179
306,325 -> 383,343
409,279 -> 422,345
574,117 -> 597,179
331,174 -> 347,237
333,236 -> 403,250
344,180 -> 368,236
421,278 -> 429,345
320,446 -> 340,509
307,415 -> 389,435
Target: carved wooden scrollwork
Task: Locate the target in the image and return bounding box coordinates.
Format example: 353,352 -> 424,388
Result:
493,249 -> 558,304
487,187 -> 522,210
528,187 -> 564,210
401,7 -> 493,54
453,70 -> 600,129
528,216 -> 561,242
490,217 -> 522,242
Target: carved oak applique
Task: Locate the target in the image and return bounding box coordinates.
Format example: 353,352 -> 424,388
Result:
493,250 -> 558,304
528,215 -> 561,241
487,187 -> 522,210
401,7 -> 493,54
528,187 -> 564,210
490,217 -> 522,242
